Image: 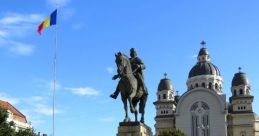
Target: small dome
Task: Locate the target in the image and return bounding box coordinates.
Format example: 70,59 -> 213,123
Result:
198,48 -> 209,56
158,78 -> 172,91
188,62 -> 220,78
232,72 -> 249,86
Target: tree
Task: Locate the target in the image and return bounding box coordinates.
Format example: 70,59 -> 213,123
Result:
16,128 -> 35,136
0,108 -> 15,136
158,128 -> 186,136
0,108 -> 35,136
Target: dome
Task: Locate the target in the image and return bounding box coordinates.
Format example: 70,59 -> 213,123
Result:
232,72 -> 249,86
158,78 -> 173,91
188,62 -> 220,78
198,48 -> 209,56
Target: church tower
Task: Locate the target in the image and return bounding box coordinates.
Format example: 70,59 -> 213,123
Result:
154,74 -> 176,136
228,68 -> 256,136
175,41 -> 227,136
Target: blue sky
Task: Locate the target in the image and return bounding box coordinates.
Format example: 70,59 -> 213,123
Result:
1,0 -> 259,136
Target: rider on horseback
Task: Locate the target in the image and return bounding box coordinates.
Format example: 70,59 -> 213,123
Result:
110,48 -> 148,99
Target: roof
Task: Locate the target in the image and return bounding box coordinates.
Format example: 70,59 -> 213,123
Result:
0,100 -> 27,123
198,48 -> 209,56
188,62 -> 220,78
232,72 -> 250,86
158,78 -> 173,91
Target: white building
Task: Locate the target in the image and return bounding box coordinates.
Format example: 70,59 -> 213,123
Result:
0,99 -> 32,131
154,42 -> 259,136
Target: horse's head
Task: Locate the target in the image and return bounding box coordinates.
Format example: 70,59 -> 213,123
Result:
115,52 -> 131,76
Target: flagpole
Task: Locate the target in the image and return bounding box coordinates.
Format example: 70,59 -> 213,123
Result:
53,7 -> 58,136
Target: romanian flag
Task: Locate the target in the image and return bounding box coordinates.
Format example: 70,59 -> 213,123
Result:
37,9 -> 57,35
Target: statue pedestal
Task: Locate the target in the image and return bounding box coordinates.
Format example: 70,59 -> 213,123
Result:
117,122 -> 153,136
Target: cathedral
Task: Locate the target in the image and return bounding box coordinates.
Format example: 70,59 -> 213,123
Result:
153,42 -> 259,136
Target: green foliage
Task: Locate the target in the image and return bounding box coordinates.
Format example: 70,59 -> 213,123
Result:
0,108 -> 8,124
158,128 -> 186,136
0,108 -> 35,136
16,129 -> 35,136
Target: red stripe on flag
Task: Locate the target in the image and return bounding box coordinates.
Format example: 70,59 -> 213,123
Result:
37,22 -> 44,35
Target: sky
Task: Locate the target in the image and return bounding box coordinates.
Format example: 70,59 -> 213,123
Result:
1,0 -> 259,136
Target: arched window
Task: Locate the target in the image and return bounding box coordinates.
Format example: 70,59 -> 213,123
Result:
190,101 -> 210,136
195,83 -> 199,87
240,131 -> 246,136
240,89 -> 243,95
202,83 -> 206,88
209,82 -> 212,89
163,94 -> 166,99
215,83 -> 218,90
158,95 -> 161,100
234,90 -> 237,96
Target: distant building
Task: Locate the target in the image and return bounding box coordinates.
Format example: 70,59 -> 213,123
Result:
154,43 -> 259,136
36,132 -> 48,136
0,99 -> 32,131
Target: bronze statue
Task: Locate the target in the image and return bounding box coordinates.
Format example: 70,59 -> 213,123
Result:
111,49 -> 148,123
111,48 -> 148,98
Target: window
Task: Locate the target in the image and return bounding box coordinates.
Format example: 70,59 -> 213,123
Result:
209,83 -> 212,89
234,90 -> 237,96
163,94 -> 166,99
202,83 -> 205,88
196,83 -> 199,87
240,131 -> 246,136
158,95 -> 160,100
191,101 -> 210,136
240,89 -> 243,95
215,83 -> 218,90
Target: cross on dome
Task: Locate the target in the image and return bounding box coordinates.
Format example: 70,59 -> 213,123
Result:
200,40 -> 206,48
164,73 -> 167,79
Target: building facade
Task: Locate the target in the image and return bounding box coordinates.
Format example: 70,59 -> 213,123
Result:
0,100 -> 32,131
154,43 -> 259,136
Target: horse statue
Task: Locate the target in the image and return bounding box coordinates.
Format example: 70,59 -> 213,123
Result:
114,52 -> 147,123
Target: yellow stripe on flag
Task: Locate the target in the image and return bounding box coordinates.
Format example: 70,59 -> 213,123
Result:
43,16 -> 51,28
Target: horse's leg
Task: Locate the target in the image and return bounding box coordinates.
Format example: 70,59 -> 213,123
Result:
128,96 -> 135,113
140,94 -> 147,123
132,97 -> 138,122
122,97 -> 130,122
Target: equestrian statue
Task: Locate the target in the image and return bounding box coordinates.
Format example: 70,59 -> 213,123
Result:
110,48 -> 148,123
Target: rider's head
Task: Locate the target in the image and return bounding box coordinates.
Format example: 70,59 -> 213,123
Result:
130,48 -> 137,58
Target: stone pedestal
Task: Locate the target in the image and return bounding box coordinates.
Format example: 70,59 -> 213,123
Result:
117,122 -> 153,136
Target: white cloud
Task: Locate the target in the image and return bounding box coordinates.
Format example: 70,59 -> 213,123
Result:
47,0 -> 71,7
33,79 -> 62,93
8,41 -> 34,56
65,87 -> 99,96
0,12 -> 43,56
106,67 -> 114,74
62,8 -> 75,20
0,93 -> 20,105
0,13 -> 42,25
191,54 -> 197,58
33,103 -> 63,116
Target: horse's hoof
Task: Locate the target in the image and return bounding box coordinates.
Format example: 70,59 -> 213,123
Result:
123,118 -> 130,122
140,118 -> 144,123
